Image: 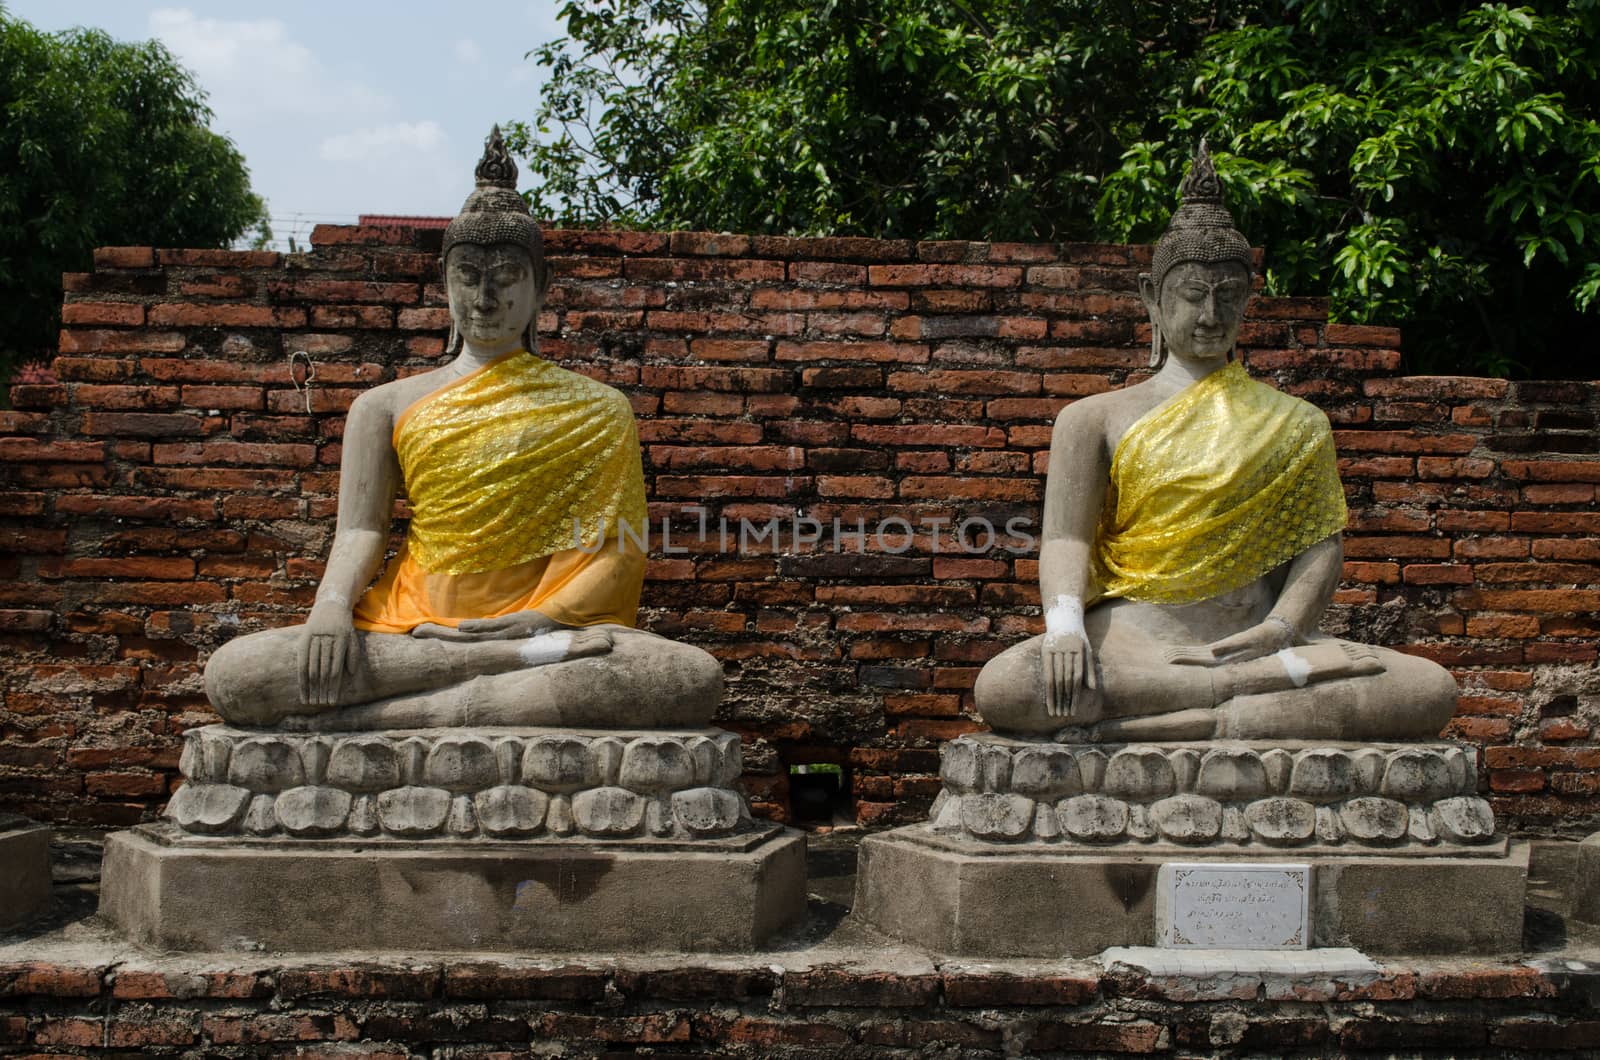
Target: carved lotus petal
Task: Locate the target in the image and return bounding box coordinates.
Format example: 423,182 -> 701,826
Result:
377,786 -> 451,837
1073,749 -> 1108,791
1195,748 -> 1267,800
1431,796 -> 1496,844
1103,747 -> 1175,800
671,787 -> 744,836
180,730 -> 233,783
685,737 -> 720,787
587,736 -> 625,787
1260,749 -> 1294,793
425,735 -> 498,792
228,737 -> 304,793
1010,746 -> 1081,799
275,786 -> 353,837
1245,797 -> 1316,845
522,736 -> 596,792
166,783 -> 251,834
326,737 -> 400,792
1339,796 -> 1409,843
714,732 -> 743,785
1056,795 -> 1129,841
1169,749 -> 1202,792
619,737 -> 695,794
941,739 -> 980,793
572,786 -> 646,836
1150,794 -> 1223,844
1352,748 -> 1387,793
959,793 -> 1035,841
475,785 -> 548,837
1289,748 -> 1355,801
976,745 -> 1012,793
1380,750 -> 1455,803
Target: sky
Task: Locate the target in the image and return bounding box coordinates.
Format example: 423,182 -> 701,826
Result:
7,2 -> 568,250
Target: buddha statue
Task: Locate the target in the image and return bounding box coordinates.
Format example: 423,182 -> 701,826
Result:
973,142 -> 1458,743
203,127 -> 722,731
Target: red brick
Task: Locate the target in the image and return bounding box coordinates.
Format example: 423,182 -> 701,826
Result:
93,246 -> 155,268
0,438 -> 104,462
148,304 -> 305,327
268,279 -> 419,303
870,263 -> 1023,287
153,441 -> 317,467
887,368 -> 1038,395
536,1013 -> 689,1043
276,965 -> 439,1000
0,962 -> 104,997
61,301 -> 144,326
158,248 -> 281,267
943,971 -> 1098,1006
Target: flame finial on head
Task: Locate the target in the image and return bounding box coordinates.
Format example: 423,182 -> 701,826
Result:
1150,139 -> 1253,287
474,125 -> 518,188
441,125 -> 541,265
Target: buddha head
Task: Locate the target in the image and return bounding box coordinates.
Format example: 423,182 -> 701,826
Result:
440,126 -> 551,356
1138,141 -> 1254,367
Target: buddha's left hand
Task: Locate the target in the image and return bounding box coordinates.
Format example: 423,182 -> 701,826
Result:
411,610 -> 562,641
1166,620 -> 1296,666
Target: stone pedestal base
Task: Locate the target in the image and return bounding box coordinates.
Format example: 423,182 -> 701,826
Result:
100,821 -> 806,953
0,816 -> 51,932
855,826 -> 1528,956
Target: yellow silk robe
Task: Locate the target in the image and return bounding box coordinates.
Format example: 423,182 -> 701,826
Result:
353,351 -> 648,633
1092,361 -> 1348,605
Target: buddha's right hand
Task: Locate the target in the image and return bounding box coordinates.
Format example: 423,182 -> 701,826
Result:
299,602 -> 360,707
1042,632 -> 1096,718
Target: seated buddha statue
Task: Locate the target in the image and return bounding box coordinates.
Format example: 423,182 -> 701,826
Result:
974,143 -> 1458,742
204,128 -> 721,730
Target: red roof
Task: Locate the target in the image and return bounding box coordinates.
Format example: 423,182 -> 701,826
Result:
358,214 -> 451,228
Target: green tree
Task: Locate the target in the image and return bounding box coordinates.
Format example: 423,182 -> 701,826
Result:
1097,1 -> 1600,375
0,9 -> 265,377
510,0 -> 1600,376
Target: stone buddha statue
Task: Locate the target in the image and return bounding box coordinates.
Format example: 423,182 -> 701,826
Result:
203,127 -> 722,731
974,142 -> 1458,743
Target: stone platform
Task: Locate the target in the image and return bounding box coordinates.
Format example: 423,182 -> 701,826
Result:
855,736 -> 1526,956
100,821 -> 806,953
100,725 -> 808,952
0,815 -> 51,932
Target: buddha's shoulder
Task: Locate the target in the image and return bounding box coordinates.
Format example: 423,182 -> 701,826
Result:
540,360 -> 634,411
1050,382 -> 1151,435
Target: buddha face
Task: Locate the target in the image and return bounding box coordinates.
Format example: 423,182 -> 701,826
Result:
445,243 -> 547,352
1141,260 -> 1251,362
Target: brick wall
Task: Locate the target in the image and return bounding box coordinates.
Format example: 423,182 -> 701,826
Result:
1,227 -> 1596,832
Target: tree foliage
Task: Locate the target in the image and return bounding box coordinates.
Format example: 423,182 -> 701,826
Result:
0,10 -> 265,374
510,0 -> 1600,376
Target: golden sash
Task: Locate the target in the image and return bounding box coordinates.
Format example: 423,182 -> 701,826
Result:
393,351 -> 647,575
350,351 -> 647,634
1092,361 -> 1347,605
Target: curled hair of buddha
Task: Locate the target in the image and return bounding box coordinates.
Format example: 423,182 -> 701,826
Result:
442,125 -> 544,354
1149,139 -> 1253,290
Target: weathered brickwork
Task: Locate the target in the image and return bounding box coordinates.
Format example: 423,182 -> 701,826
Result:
1,227 -> 1596,831
0,954 -> 1596,1056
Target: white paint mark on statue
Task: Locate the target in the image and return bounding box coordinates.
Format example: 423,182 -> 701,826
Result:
1156,862 -> 1311,950
1275,648 -> 1312,688
517,631 -> 573,667
1045,594 -> 1085,638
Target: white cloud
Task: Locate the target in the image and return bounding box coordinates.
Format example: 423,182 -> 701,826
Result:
319,121 -> 448,163
148,7 -> 388,122
454,38 -> 482,65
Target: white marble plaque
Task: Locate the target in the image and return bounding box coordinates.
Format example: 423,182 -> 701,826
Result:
1156,862 -> 1311,950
